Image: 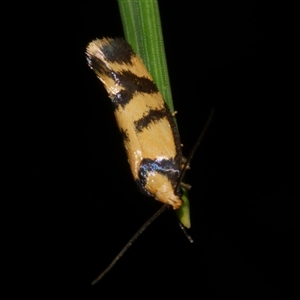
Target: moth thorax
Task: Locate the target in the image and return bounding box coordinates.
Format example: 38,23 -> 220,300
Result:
144,172 -> 182,210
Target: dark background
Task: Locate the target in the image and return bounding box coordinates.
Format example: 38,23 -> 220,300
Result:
20,1 -> 299,299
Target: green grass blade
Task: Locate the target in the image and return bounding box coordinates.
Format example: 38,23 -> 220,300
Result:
117,0 -> 190,228
118,0 -> 174,112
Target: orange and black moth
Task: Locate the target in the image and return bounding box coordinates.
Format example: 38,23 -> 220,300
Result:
86,38 -> 183,210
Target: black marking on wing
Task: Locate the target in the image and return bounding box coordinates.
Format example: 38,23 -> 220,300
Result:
100,38 -> 135,65
119,128 -> 130,142
137,158 -> 181,196
87,54 -> 107,77
112,70 -> 159,108
87,54 -> 158,109
134,107 -> 167,133
135,179 -> 153,197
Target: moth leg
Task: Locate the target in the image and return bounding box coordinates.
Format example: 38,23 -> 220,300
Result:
181,156 -> 191,170
180,182 -> 191,190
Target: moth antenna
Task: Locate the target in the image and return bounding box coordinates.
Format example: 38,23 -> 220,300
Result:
91,204 -> 168,285
176,108 -> 214,195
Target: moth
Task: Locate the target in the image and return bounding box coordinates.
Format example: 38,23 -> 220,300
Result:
86,38 -> 212,284
86,38 -> 185,210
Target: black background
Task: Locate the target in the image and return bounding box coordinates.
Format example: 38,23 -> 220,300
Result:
19,1 -> 299,299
